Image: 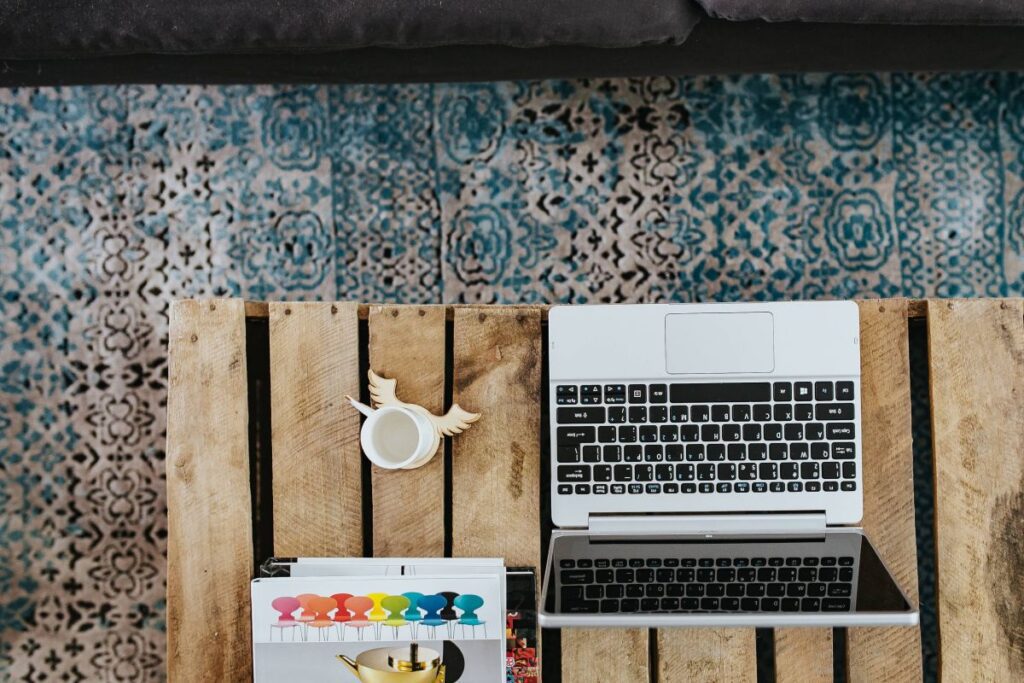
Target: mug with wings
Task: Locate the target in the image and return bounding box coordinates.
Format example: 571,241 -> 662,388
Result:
346,369 -> 481,468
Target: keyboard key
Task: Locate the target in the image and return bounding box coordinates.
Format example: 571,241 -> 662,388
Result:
582,446 -> 601,462
739,463 -> 758,480
806,423 -> 825,440
628,406 -> 647,423
728,444 -> 747,461
650,406 -> 668,423
675,464 -> 695,481
594,465 -> 612,482
770,481 -> 785,492
686,444 -> 704,461
603,445 -> 622,462
557,407 -> 606,424
773,404 -> 793,421
635,465 -> 653,482
660,425 -> 679,442
649,384 -> 668,403
787,481 -> 803,492
645,483 -> 661,494
794,382 -> 813,401
712,405 -> 730,422
759,463 -> 778,480
842,462 -> 857,479
701,424 -> 720,441
722,424 -> 741,441
823,598 -> 851,611
742,424 -> 762,441
769,443 -> 788,460
816,403 -> 855,420
558,427 -> 594,445
841,481 -> 857,491
836,381 -> 855,400
795,404 -> 814,421
575,484 -> 591,494
604,384 -> 626,403
823,481 -> 838,491
691,405 -> 710,422
789,443 -> 809,461
558,465 -> 590,482
613,465 -> 632,481
748,444 -> 767,461
707,444 -> 725,461
753,404 -> 772,421
732,404 -> 751,422
822,462 -> 840,479
697,464 -> 715,481
561,569 -> 593,584
639,425 -> 659,442
670,405 -> 689,423
597,426 -> 616,443
670,382 -> 771,403
811,442 -> 830,460
814,381 -> 834,401
717,463 -> 736,481
780,463 -> 799,480
618,426 -> 637,443
784,423 -> 803,441
624,445 -> 642,462
558,484 -> 572,494
773,382 -> 792,401
832,442 -> 856,459
827,422 -> 856,439
680,425 -> 700,442
734,482 -> 750,492
557,447 -> 579,463
628,385 -> 646,403
764,424 -> 783,441
593,484 -> 608,494
655,464 -> 673,481
608,406 -> 626,424
666,444 -> 685,461
800,462 -> 820,479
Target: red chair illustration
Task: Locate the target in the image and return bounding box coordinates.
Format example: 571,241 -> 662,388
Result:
343,595 -> 375,641
330,592 -> 353,640
269,596 -> 301,641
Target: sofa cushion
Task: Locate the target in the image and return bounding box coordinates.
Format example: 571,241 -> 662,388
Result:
0,0 -> 702,59
698,0 -> 1024,24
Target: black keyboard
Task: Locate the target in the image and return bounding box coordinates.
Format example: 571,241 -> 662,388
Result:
554,380 -> 857,496
557,555 -> 856,614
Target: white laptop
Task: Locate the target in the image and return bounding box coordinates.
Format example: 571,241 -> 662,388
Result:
538,302 -> 918,628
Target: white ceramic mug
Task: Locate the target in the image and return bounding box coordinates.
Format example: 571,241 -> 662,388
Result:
345,397 -> 440,470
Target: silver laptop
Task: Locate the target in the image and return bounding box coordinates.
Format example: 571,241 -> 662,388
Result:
539,302 -> 917,627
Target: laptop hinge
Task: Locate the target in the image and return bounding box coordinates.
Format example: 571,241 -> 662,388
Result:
587,512 -> 828,535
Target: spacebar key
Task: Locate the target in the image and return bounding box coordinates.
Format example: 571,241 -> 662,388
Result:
670,382 -> 771,403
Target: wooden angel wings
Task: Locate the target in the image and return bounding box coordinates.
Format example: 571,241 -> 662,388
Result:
367,369 -> 481,437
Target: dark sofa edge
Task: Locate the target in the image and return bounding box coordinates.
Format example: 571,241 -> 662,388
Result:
3,20 -> 1024,87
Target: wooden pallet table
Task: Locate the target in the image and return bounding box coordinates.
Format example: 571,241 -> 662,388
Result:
166,298 -> 1024,682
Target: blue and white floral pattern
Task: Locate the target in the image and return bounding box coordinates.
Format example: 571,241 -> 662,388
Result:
1,73 -> 1023,680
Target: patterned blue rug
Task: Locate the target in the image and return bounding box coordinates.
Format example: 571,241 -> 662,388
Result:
2,74 -> 1023,680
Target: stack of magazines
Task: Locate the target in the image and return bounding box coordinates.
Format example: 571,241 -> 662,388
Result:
251,557 -> 507,682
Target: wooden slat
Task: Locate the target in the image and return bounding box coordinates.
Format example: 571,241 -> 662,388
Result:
928,298 -> 1024,682
561,629 -> 649,681
269,301 -> 363,556
846,299 -> 922,681
166,299 -> 253,683
658,628 -> 757,682
775,628 -> 832,683
368,304 -> 447,557
451,307 -> 542,566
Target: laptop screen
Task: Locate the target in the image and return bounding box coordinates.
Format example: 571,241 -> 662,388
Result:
543,531 -> 910,617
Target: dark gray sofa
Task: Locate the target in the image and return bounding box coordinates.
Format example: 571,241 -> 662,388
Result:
2,0 -> 1024,85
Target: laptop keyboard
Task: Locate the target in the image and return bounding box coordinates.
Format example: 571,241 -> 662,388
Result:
558,555 -> 855,614
554,381 -> 857,496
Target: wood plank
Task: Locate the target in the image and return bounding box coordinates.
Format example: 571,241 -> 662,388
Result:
847,299 -> 922,681
561,629 -> 649,682
166,299 -> 253,683
928,298 -> 1024,682
775,628 -> 832,683
367,304 -> 447,557
451,307 -> 542,566
658,628 -> 757,682
269,301 -> 363,556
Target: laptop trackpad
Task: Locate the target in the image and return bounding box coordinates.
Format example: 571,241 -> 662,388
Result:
665,312 -> 774,374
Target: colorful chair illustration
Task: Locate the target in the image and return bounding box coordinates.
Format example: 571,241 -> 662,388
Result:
343,596 -> 375,641
366,592 -> 389,639
402,592 -> 425,638
295,593 -> 319,640
418,594 -> 447,639
330,593 -> 353,640
307,595 -> 338,641
454,594 -> 486,638
269,596 -> 301,641
381,595 -> 411,639
439,591 -> 460,638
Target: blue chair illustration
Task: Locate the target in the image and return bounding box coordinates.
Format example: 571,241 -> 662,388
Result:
418,594 -> 447,639
402,591 -> 425,638
454,594 -> 486,638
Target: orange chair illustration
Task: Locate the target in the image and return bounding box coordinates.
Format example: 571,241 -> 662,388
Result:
307,595 -> 338,641
343,595 -> 375,641
295,593 -> 319,641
